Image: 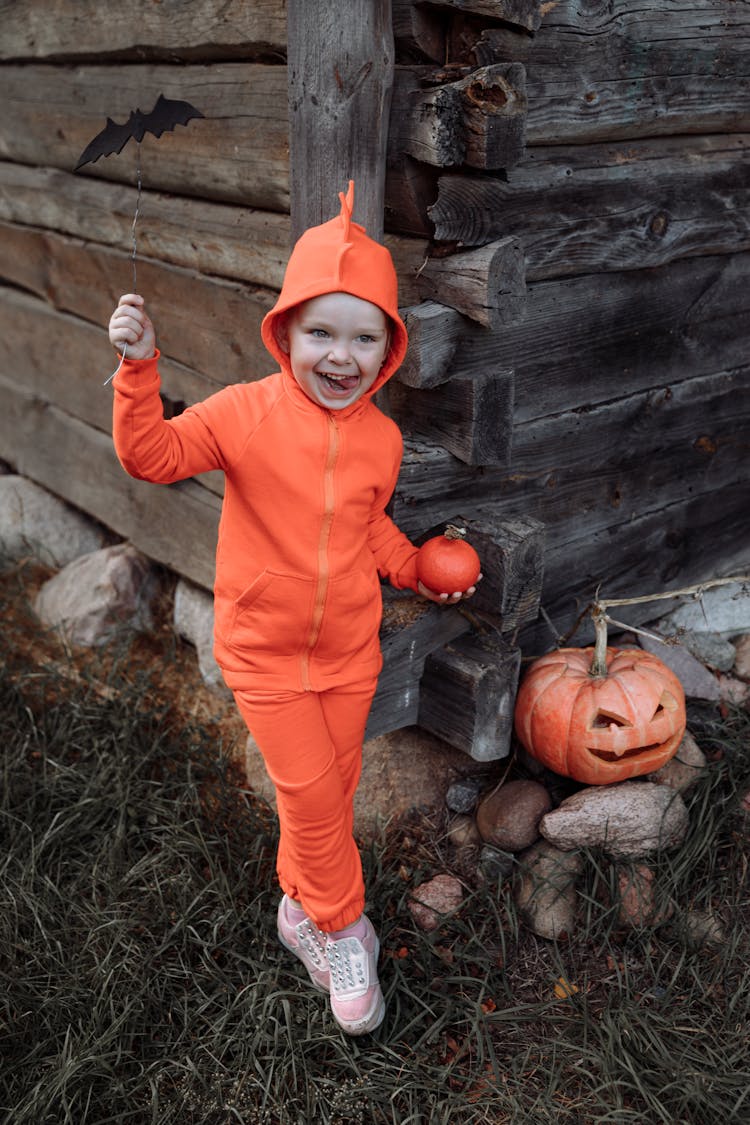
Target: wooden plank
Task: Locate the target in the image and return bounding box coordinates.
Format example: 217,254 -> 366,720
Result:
390,369 -> 514,466
465,0 -> 750,144
445,252 -> 750,421
0,0 -> 287,60
0,163 -> 428,305
418,632 -> 521,761
416,236 -> 526,328
0,223 -> 277,393
393,368 -> 750,545
430,134 -> 750,279
392,63 -> 527,170
366,588 -> 470,738
287,0 -> 394,241
0,374 -> 222,589
1,63 -> 290,211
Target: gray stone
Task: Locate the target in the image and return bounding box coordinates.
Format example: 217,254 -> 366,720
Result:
540,782 -> 689,858
173,579 -> 230,697
476,778 -> 552,851
637,633 -> 720,701
34,542 -> 158,646
408,873 -> 464,933
445,777 -> 483,814
680,631 -> 736,673
514,840 -> 582,941
652,581 -> 750,637
478,844 -> 514,884
648,731 -> 707,793
0,475 -> 105,567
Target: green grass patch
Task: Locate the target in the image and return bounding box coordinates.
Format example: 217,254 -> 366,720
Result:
1,567 -> 749,1124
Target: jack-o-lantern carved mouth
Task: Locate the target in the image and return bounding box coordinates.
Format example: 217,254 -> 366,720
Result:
586,692 -> 680,762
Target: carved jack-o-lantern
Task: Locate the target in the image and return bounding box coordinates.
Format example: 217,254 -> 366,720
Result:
514,644 -> 686,785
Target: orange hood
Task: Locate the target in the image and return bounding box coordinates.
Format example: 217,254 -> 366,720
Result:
261,182 -> 408,396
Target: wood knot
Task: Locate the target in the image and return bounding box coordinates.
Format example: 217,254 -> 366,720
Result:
649,212 -> 669,239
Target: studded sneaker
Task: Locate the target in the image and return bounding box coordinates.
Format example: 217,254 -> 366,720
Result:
326,914 -> 385,1036
276,895 -> 330,993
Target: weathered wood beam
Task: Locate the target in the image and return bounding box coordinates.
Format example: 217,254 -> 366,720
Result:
392,63 -> 527,170
466,0 -> 750,144
429,135 -> 750,279
392,369 -> 750,559
390,369 -> 514,466
418,632 -> 522,761
0,163 -> 429,304
416,237 -> 526,329
426,0 -> 541,31
287,0 -> 394,241
397,302 -> 464,388
0,222 -> 275,392
391,0 -> 446,63
0,0 -> 287,60
365,589 -> 470,738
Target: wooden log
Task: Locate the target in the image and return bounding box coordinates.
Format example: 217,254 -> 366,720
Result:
429,135 -> 750,279
1,63 -> 290,211
390,369 -> 514,466
0,373 -> 222,589
465,0 -> 750,144
385,153 -> 441,237
443,251 -> 750,421
416,238 -> 526,329
0,0 -> 287,59
415,513 -> 545,631
397,302 -> 464,389
366,588 -> 470,738
391,0 -> 445,62
287,0 -> 394,242
418,632 -> 521,761
0,163 -> 429,305
0,222 -> 276,392
392,63 -> 527,170
426,0 -> 541,31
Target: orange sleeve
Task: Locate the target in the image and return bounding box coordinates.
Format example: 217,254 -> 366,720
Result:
367,429 -> 420,591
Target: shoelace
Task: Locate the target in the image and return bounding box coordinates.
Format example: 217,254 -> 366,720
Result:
327,936 -> 368,995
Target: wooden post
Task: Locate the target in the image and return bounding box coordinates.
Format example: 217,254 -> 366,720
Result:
287,0 -> 395,243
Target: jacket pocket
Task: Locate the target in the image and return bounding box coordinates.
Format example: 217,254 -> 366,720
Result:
227,571 -> 315,657
315,569 -> 382,661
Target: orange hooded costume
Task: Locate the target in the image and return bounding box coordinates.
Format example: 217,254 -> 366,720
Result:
112,184 -> 419,929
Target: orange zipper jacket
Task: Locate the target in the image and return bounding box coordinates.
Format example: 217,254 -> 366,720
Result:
112,185 -> 420,691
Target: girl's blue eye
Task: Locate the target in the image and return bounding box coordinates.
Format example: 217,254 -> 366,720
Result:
311,328 -> 328,338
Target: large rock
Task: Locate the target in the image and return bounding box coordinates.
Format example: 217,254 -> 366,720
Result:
514,840 -> 582,941
652,581 -> 750,637
476,779 -> 552,851
0,475 -> 105,566
34,543 -> 159,646
173,579 -> 230,697
648,731 -> 707,793
539,782 -> 689,858
637,634 -> 719,701
408,873 -> 464,932
733,634 -> 750,681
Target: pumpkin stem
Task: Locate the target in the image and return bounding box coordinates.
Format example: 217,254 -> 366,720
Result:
589,606 -> 609,678
444,524 -> 466,541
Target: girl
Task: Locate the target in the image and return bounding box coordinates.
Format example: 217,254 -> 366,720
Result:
108,183 -> 477,1035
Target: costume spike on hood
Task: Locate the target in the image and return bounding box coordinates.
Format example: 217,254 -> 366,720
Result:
261,181 -> 408,398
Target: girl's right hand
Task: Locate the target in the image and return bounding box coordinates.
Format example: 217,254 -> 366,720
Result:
108,293 -> 156,360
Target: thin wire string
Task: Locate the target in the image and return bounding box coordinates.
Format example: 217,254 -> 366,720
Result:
104,142 -> 142,385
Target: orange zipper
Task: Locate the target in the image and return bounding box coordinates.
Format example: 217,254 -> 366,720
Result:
301,413 -> 339,690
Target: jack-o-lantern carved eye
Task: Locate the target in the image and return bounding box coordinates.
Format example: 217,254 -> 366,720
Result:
590,710 -> 632,730
656,691 -> 678,714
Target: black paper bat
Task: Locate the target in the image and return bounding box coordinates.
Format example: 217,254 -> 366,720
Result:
74,94 -> 204,171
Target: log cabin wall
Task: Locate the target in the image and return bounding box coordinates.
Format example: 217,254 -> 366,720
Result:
0,1 -> 748,722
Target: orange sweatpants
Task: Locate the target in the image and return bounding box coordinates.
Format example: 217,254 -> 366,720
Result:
233,679 -> 378,933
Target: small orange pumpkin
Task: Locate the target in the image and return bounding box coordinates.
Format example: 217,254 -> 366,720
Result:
417,525 -> 481,594
514,629 -> 686,785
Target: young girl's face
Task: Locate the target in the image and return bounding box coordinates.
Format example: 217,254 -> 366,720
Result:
278,292 -> 390,410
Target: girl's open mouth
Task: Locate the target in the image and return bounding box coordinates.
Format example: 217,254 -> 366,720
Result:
318,372 -> 360,394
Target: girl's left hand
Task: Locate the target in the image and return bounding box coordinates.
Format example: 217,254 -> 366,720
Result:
418,575 -> 482,605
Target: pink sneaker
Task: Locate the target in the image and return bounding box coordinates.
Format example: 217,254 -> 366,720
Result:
276,896 -> 330,993
326,914 -> 385,1036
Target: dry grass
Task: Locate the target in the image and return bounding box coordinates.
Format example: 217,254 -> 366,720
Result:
1,560 -> 749,1124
